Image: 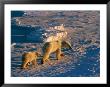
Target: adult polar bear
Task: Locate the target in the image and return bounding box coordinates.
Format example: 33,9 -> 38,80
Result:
42,40 -> 73,64
42,24 -> 73,64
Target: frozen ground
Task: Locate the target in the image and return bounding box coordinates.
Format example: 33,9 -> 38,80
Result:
11,11 -> 100,77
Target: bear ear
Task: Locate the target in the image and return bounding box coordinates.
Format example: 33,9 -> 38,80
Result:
35,52 -> 41,56
35,52 -> 39,56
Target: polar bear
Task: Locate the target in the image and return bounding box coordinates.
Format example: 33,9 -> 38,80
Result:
22,51 -> 41,69
42,40 -> 73,64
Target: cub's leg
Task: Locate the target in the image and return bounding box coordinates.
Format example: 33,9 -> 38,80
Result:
22,60 -> 29,69
26,62 -> 30,69
32,59 -> 37,68
56,49 -> 61,60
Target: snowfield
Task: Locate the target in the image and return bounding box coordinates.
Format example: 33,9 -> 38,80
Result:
11,11 -> 100,77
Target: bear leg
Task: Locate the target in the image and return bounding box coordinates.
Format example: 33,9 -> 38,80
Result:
56,49 -> 61,60
43,52 -> 51,64
22,61 -> 29,69
32,59 -> 37,68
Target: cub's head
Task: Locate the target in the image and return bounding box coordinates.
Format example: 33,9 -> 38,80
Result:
35,51 -> 41,57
